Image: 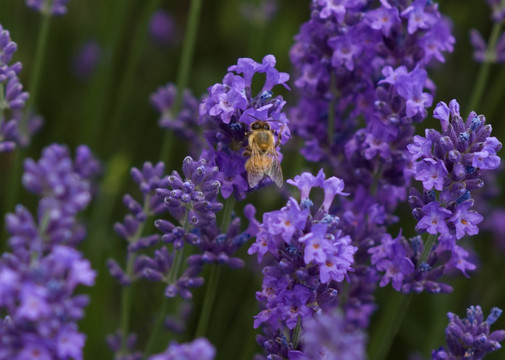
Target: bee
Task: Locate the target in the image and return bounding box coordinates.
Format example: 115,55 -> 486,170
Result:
243,119 -> 283,188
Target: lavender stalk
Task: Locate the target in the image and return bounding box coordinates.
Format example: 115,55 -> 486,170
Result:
466,19 -> 504,114
159,0 -> 203,163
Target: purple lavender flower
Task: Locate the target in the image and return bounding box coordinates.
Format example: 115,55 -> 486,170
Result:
150,83 -> 200,148
148,338 -> 215,360
25,0 -> 71,16
72,40 -> 101,80
289,0 -> 453,175
240,0 -> 278,25
301,309 -> 367,360
106,331 -> 142,360
432,306 -> 505,359
485,0 -> 505,22
369,232 -> 415,291
22,145 -> 92,213
111,156 -> 255,301
6,144 -> 99,256
110,161 -> 168,285
149,10 -> 176,45
199,55 -> 291,199
0,24 -> 31,152
250,170 -> 357,358
0,144 -> 98,360
409,100 -> 501,242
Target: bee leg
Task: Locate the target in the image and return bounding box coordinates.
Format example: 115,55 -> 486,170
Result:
243,146 -> 252,157
274,125 -> 284,147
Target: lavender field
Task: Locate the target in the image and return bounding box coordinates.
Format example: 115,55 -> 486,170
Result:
1,0 -> 505,359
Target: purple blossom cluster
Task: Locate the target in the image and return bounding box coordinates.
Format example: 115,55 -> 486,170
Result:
148,10 -> 176,46
0,24 -> 30,152
485,0 -> 505,22
368,100 -> 502,294
199,55 -> 291,199
148,338 -> 215,360
150,83 -> 200,148
297,309 -> 367,360
72,40 -> 101,81
110,156 -> 256,299
409,100 -> 501,239
290,0 -> 454,171
432,305 -> 505,359
469,29 -> 505,64
249,170 -> 358,358
26,0 -> 71,16
285,0 -> 457,329
0,144 -> 99,360
154,156 -> 254,270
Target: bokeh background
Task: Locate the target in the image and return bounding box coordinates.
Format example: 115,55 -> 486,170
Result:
0,0 -> 504,359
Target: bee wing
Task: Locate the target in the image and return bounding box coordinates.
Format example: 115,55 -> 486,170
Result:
265,150 -> 283,187
246,144 -> 266,188
247,169 -> 266,188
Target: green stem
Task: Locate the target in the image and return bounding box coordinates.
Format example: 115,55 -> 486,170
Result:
0,85 -> 5,128
292,317 -> 302,349
142,296 -> 170,359
220,196 -> 236,232
159,0 -> 203,162
195,264 -> 222,337
119,195 -> 151,354
83,0 -> 131,149
194,196 -> 235,338
21,3 -> 52,131
483,61 -> 505,118
142,211 -> 189,358
107,0 -> 161,153
120,253 -> 135,354
466,20 -> 504,115
369,234 -> 438,360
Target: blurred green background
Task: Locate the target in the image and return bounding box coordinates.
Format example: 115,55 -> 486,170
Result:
0,0 -> 504,359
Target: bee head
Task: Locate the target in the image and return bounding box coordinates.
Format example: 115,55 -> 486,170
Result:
251,120 -> 270,131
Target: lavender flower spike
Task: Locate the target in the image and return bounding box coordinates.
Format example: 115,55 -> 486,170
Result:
149,338 -> 215,360
432,305 -> 505,359
26,0 -> 72,16
0,24 -> 30,152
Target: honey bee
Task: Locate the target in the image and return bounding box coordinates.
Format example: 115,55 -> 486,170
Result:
243,119 -> 283,188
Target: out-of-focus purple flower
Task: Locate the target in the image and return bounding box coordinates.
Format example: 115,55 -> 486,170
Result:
106,331 -> 142,360
22,144 -> 96,216
486,0 -> 505,22
240,0 -> 278,25
0,24 -> 33,152
289,0 -> 453,179
369,232 -> 415,291
150,83 -> 200,149
470,29 -> 488,63
0,145 -> 98,360
25,0 -> 71,16
148,338 -> 215,360
6,144 -> 99,256
301,309 -> 367,360
432,306 -> 505,359
149,10 -> 175,45
199,55 -> 291,199
72,40 -> 101,80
